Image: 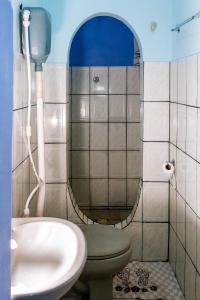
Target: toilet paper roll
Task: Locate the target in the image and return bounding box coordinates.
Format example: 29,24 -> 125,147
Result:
162,161 -> 175,180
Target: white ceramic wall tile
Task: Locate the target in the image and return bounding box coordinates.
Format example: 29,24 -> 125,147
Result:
109,67 -> 126,94
127,123 -> 141,150
143,142 -> 169,181
127,66 -> 140,95
72,179 -> 89,206
198,54 -> 200,107
197,163 -> 200,218
185,255 -> 196,300
72,67 -> 89,94
124,222 -> 142,260
170,103 -> 177,145
109,151 -> 126,178
45,144 -> 66,183
66,102 -> 70,143
178,58 -> 186,104
176,149 -> 186,199
21,108 -> 28,160
170,144 -> 177,186
127,95 -> 141,122
133,192 -> 142,222
44,64 -> 66,102
90,151 -> 108,178
90,179 -> 108,206
169,184 -> 177,231
44,184 -> 67,218
143,223 -> 168,261
176,238 -> 185,292
109,95 -> 126,122
90,123 -> 108,150
72,151 -> 89,178
176,193 -> 186,246
143,102 -> 169,141
127,179 -> 140,206
30,106 -> 37,152
197,218 -> 200,273
186,204 -> 197,265
66,67 -> 70,96
127,151 -> 141,178
197,109 -> 200,162
186,155 -> 197,212
90,95 -> 108,122
177,104 -> 186,151
72,123 -> 89,150
140,63 -> 144,98
187,54 -> 197,107
143,182 -> 168,222
109,123 -> 126,150
170,184 -> 177,231
186,106 -> 197,159
44,104 -> 66,143
143,62 -> 169,101
12,110 -> 23,170
196,272 -> 200,300
169,226 -> 177,273
90,67 -> 108,94
170,60 -> 178,102
72,95 -> 89,122
109,179 -> 126,206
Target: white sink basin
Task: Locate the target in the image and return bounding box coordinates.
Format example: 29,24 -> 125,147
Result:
11,217 -> 87,300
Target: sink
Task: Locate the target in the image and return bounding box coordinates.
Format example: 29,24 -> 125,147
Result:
11,217 -> 87,300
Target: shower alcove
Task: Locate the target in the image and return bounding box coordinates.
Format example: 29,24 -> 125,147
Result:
68,16 -> 142,228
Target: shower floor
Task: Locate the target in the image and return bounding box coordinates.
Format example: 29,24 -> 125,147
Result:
81,208 -> 132,224
113,261 -> 184,300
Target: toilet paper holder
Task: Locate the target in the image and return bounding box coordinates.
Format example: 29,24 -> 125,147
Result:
162,160 -> 175,178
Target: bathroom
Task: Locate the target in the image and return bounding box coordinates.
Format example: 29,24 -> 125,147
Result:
0,0 -> 200,299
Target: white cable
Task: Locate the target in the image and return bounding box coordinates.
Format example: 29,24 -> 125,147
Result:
22,10 -> 42,217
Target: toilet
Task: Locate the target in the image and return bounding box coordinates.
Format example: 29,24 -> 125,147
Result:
75,224 -> 132,300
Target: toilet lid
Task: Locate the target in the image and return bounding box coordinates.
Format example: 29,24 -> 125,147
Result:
80,225 -> 131,260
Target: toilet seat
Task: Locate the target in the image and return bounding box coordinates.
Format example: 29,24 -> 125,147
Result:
80,224 -> 131,260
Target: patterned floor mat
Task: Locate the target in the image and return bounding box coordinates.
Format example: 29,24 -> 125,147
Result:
113,262 -> 185,300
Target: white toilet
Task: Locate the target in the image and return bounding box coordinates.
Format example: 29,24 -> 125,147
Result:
74,224 -> 132,300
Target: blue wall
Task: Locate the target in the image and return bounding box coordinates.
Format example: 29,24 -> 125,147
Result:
69,16 -> 134,66
21,0 -> 173,63
0,0 -> 13,298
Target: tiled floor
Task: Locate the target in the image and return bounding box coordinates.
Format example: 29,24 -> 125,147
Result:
62,262 -> 184,300
113,262 -> 185,300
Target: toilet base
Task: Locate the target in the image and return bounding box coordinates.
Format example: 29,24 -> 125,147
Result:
88,276 -> 112,300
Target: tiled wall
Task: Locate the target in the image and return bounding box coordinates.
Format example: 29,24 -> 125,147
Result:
169,54 -> 200,299
12,60 -> 170,263
69,66 -> 141,209
12,60 -> 69,218
141,61 -> 170,261
43,64 -> 69,219
68,62 -> 170,262
12,53 -> 37,217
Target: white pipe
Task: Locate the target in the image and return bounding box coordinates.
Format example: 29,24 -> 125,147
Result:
23,10 -> 42,217
35,71 -> 46,217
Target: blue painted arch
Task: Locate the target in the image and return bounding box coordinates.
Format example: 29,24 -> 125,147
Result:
69,15 -> 141,66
